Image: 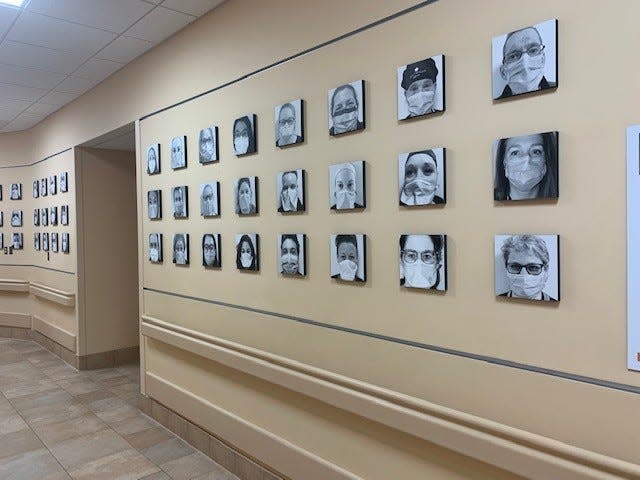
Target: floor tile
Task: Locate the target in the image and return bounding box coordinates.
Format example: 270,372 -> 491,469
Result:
0,427 -> 44,460
0,411 -> 29,434
140,472 -> 172,480
0,447 -> 68,480
10,387 -> 73,413
2,379 -> 59,399
192,466 -> 240,480
72,388 -> 116,405
161,451 -> 221,480
48,427 -> 132,470
56,377 -> 103,396
21,400 -> 91,427
143,436 -> 194,465
124,425 -> 174,451
42,364 -> 83,381
67,448 -> 159,480
32,412 -> 108,445
111,412 -> 158,436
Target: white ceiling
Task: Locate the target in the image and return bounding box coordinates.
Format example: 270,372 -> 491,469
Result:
0,0 -> 225,133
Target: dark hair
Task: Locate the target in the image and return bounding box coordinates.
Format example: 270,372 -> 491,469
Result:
236,177 -> 252,212
202,234 -> 218,267
236,234 -> 256,270
280,234 -> 299,251
493,132 -> 558,201
233,116 -> 255,153
399,234 -> 444,289
279,103 -> 296,118
335,234 -> 358,252
330,84 -> 358,114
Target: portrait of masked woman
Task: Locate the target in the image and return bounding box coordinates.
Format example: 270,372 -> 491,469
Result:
399,149 -> 446,206
328,81 -> 365,136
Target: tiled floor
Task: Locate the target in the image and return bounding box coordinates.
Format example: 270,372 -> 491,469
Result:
0,337 -> 239,480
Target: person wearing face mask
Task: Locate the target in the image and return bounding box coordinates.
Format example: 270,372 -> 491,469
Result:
200,183 -> 218,217
147,145 -> 160,174
236,177 -> 256,215
10,183 -> 20,200
236,234 -> 258,271
399,234 -> 445,290
170,136 -> 186,169
173,186 -> 187,218
62,233 -> 69,253
399,150 -> 444,206
331,234 -> 364,282
329,83 -> 364,136
276,103 -> 302,147
400,58 -> 441,119
499,235 -> 556,301
199,127 -> 218,163
149,234 -> 162,262
278,171 -> 303,213
497,26 -> 556,99
279,234 -> 302,275
330,163 -> 363,210
202,234 -> 220,268
173,234 -> 188,265
494,132 -> 558,201
233,116 -> 256,155
148,190 -> 161,219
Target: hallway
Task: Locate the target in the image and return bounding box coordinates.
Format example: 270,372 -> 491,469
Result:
0,337 -> 238,480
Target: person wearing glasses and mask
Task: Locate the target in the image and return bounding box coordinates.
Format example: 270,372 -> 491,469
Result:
399,150 -> 444,206
399,234 -> 445,290
233,116 -> 256,155
202,234 -> 220,268
275,103 -> 302,147
497,26 -> 555,99
499,234 -> 556,301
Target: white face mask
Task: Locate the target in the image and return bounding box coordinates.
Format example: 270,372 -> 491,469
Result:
150,248 -> 159,262
332,107 -> 358,134
281,188 -> 298,211
336,190 -> 356,209
175,250 -> 185,263
241,252 -> 253,268
338,259 -> 358,281
403,262 -> 438,289
279,123 -> 294,140
401,179 -> 437,205
234,136 -> 249,154
149,205 -> 158,218
507,272 -> 546,299
239,192 -> 252,214
502,54 -> 545,94
406,91 -> 435,116
281,253 -> 298,274
505,160 -> 546,193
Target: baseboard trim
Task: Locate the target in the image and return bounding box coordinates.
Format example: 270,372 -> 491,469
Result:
0,279 -> 29,292
32,315 -> 76,352
30,282 -> 76,307
0,311 -> 32,328
141,315 -> 640,480
78,346 -> 139,370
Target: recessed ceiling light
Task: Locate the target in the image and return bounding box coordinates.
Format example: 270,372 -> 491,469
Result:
0,0 -> 26,7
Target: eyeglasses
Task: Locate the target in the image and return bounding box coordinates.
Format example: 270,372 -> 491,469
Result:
278,118 -> 295,127
204,244 -> 216,252
402,250 -> 437,264
506,263 -> 545,275
503,44 -> 545,64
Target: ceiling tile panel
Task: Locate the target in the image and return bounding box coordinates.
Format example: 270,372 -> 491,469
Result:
161,0 -> 224,17
73,58 -> 124,81
7,11 -> 117,55
54,75 -> 100,95
95,36 -> 153,63
38,90 -> 79,106
0,97 -> 32,119
26,0 -> 155,34
0,40 -> 89,74
0,63 -> 66,89
23,102 -> 60,116
125,6 -> 194,43
3,113 -> 44,130
0,82 -> 47,102
0,5 -> 20,39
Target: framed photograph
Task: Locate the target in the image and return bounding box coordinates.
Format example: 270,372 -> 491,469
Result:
0,185 -> 2,200
172,186 -> 188,219
492,18 -> 558,100
12,232 -> 23,250
60,172 -> 68,193
147,190 -> 162,220
170,135 -> 187,170
10,210 -> 22,227
200,182 -> 220,217
49,175 -> 57,195
233,114 -> 257,156
235,177 -> 258,215
397,54 -> 445,120
202,233 -> 221,268
400,234 -> 447,291
51,232 -> 58,253
40,178 -> 47,197
493,131 -> 558,201
330,234 -> 366,282
173,233 -> 189,265
33,180 -> 39,198
42,232 -> 49,251
34,232 -> 40,251
278,234 -> 306,276
147,144 -> 161,174
0,211 -> 3,226
9,183 -> 21,200
277,169 -> 305,213
149,233 -> 162,263
494,234 -> 560,302
61,233 -> 69,253
329,160 -> 365,210
235,234 -> 259,271
50,206 -> 58,226
33,209 -> 38,226
399,148 -> 446,206
61,205 -> 69,226
275,99 -> 304,147
0,233 -> 3,249
328,80 -> 365,136
41,207 -> 48,226
198,126 -> 219,164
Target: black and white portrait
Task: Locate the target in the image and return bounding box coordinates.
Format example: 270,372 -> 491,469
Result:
42,232 -> 49,251
149,233 -> 162,263
399,149 -> 446,206
495,234 -> 559,302
147,190 -> 162,220
170,135 -> 187,170
278,234 -> 306,276
34,233 -> 40,251
61,205 -> 68,226
50,206 -> 58,226
492,19 -> 558,100
49,175 -> 57,195
173,233 -> 189,265
0,185 -> 2,200
397,54 -> 445,120
275,99 -> 303,147
51,232 -> 58,253
172,186 -> 188,219
235,234 -> 259,271
12,232 -> 23,250
32,209 -> 38,226
60,172 -> 68,193
400,234 -> 447,291
33,180 -> 39,198
41,207 -> 48,226
40,178 -> 47,197
328,80 -> 365,136
0,211 -> 2,226
235,177 -> 258,215
200,182 -> 220,217
277,169 -> 305,213
202,233 -> 221,268
9,183 -> 21,200
0,234 -> 3,249
493,131 -> 558,201
147,144 -> 161,174
329,161 -> 365,210
61,233 -> 69,253
10,210 -> 22,227
233,115 -> 257,156
330,234 -> 366,282
199,126 -> 218,164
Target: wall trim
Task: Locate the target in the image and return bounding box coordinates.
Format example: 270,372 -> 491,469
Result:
30,282 -> 76,307
0,279 -> 30,292
0,312 -> 31,329
141,316 -> 640,480
33,315 -> 76,352
0,147 -> 72,169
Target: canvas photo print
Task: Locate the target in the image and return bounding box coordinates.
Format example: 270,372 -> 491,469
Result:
42,232 -> 49,251
330,234 -> 366,282
170,135 -> 187,169
10,183 -> 21,200
398,148 -> 446,206
199,126 -> 219,164
173,233 -> 189,265
12,232 -> 23,250
10,210 -> 21,227
278,233 -> 306,276
147,144 -> 161,174
329,161 -> 365,210
172,186 -> 188,218
149,233 -> 162,263
275,99 -> 303,147
41,207 -> 48,226
328,80 -> 365,136
33,180 -> 39,198
200,182 -> 220,217
61,205 -> 68,226
32,209 -> 38,226
492,18 -> 558,100
51,232 -> 58,253
61,233 -> 69,253
50,206 -> 58,226
277,169 -> 305,213
40,178 -> 47,197
235,176 -> 258,215
34,233 -> 40,251
233,115 -> 257,156
202,233 -> 221,268
60,172 -> 68,192
400,234 -> 447,291
235,233 -> 259,271
397,54 -> 445,120
148,190 -> 162,220
493,131 -> 558,201
49,175 -> 57,195
495,234 -> 560,302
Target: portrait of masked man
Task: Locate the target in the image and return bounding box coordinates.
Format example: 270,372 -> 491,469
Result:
398,56 -> 444,120
149,233 -> 162,263
147,190 -> 161,219
235,177 -> 257,215
279,234 -> 305,276
275,100 -> 303,147
199,127 -> 218,163
328,81 -> 365,136
399,149 -> 446,206
331,234 -> 366,282
399,234 -> 447,291
278,170 -> 304,213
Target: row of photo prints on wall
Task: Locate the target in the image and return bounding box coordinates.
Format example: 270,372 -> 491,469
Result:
0,173 -> 69,201
0,231 -> 70,253
145,17 -> 558,172
146,232 -> 560,301
0,206 -> 70,227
